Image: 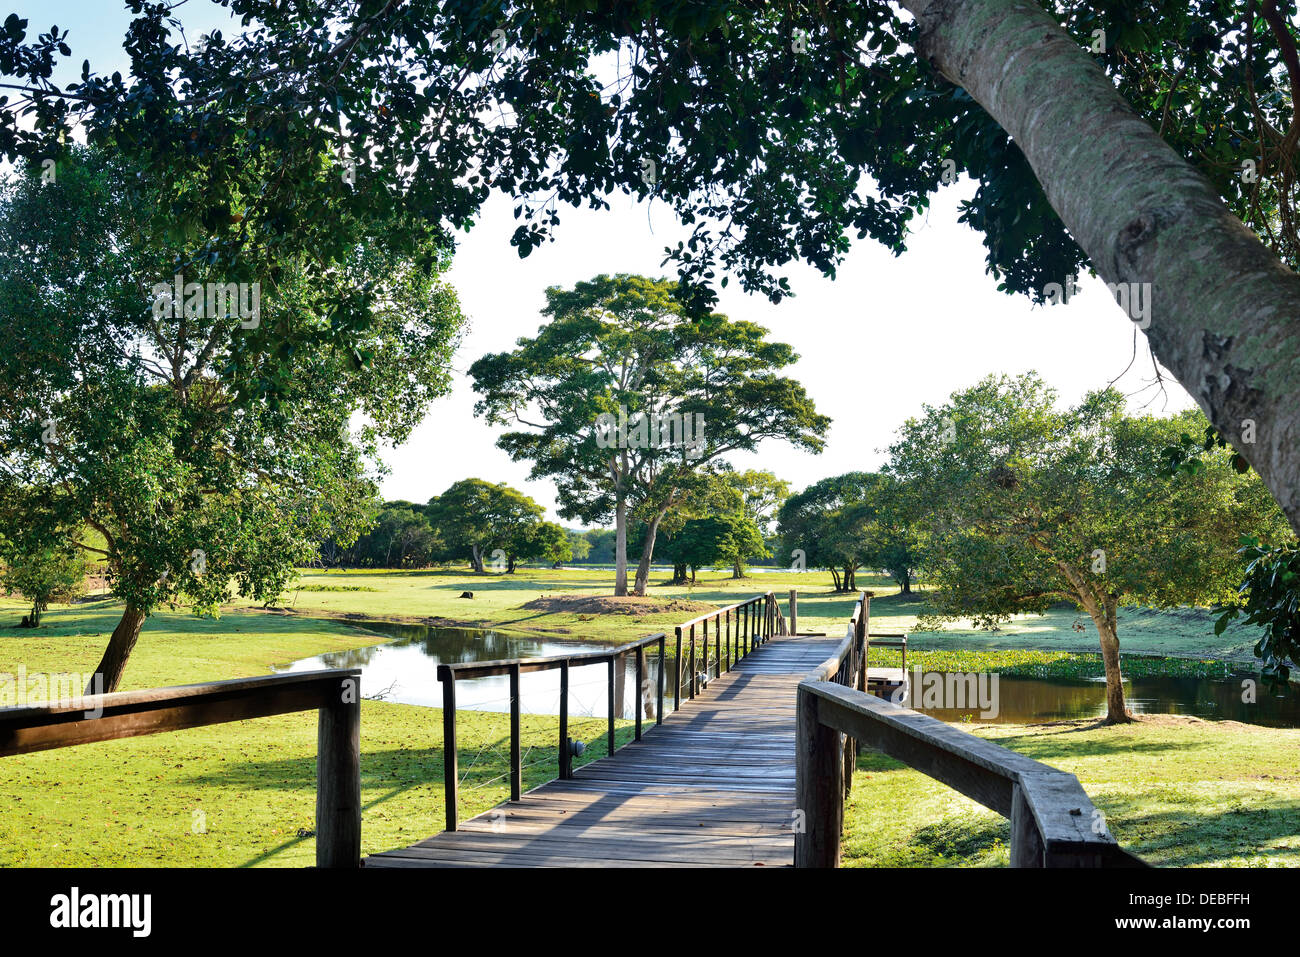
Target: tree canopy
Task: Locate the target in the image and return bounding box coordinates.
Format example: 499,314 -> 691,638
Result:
0,146 -> 466,690
470,274 -> 826,595
886,372 -> 1291,722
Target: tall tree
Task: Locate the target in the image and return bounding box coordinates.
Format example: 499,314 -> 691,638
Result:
14,3 -> 1300,534
777,473 -> 884,592
470,275 -> 826,596
887,373 -> 1291,723
0,148 -> 466,691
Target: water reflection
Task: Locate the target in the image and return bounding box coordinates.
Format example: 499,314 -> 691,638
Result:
275,621 -> 692,719
902,673 -> 1300,728
275,622 -> 1298,728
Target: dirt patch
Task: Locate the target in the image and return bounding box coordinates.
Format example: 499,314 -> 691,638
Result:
521,595 -> 716,617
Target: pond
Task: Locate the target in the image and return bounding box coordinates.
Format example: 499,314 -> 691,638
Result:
273,621 -> 684,720
902,672 -> 1300,728
274,622 -> 1300,728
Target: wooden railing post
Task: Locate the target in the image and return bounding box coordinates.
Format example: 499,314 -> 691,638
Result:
657,635 -> 666,724
316,675 -> 361,868
509,663 -> 521,800
689,624 -> 697,699
439,666 -> 458,833
714,615 -> 721,677
725,609 -> 731,670
634,646 -> 644,741
1010,782 -> 1045,867
559,660 -> 571,779
795,683 -> 842,867
674,627 -> 682,711
607,655 -> 617,754
789,589 -> 798,635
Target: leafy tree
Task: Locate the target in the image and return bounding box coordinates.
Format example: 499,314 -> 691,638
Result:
0,536 -> 88,627
887,373 -> 1290,723
344,504 -> 441,568
425,479 -> 548,573
517,520 -> 572,570
578,528 -> 615,564
0,148 -> 466,691
720,469 -> 790,578
777,473 -> 886,592
564,528 -> 592,565
10,3 -> 1300,532
470,275 -> 826,596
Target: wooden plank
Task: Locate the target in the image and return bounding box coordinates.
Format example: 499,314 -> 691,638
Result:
367,635 -> 839,868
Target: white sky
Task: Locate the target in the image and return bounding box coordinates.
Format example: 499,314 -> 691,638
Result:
21,1 -> 1198,524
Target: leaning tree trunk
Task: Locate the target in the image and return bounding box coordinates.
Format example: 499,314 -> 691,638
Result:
632,512 -> 665,596
904,0 -> 1300,534
86,603 -> 148,694
1084,605 -> 1131,725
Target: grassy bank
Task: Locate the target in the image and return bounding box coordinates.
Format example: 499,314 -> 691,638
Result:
0,601 -> 629,866
255,565 -> 1268,663
843,716 -> 1300,868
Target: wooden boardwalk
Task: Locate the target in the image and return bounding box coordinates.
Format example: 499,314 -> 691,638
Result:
366,634 -> 845,868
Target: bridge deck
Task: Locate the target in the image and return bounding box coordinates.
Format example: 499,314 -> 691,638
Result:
366,634 -> 846,868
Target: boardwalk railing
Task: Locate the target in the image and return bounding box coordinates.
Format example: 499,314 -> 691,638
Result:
795,591 -> 1146,868
437,591 -> 783,832
0,669 -> 363,867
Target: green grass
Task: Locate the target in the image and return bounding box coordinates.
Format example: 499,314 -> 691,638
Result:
0,566 -> 1293,867
256,565 -> 1269,663
0,599 -> 630,866
843,716 -> 1300,868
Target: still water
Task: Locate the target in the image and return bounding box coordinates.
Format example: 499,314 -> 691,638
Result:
274,622 -> 1299,728
274,621 -> 682,720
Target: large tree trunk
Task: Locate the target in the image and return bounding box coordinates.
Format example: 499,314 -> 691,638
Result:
86,603 -> 147,694
613,498 -> 628,597
469,545 -> 485,574
1070,583 -> 1131,724
632,512 -> 664,596
904,0 -> 1300,534
731,558 -> 744,579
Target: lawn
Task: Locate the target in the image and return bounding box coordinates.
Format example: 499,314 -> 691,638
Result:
257,565 -> 1269,662
0,599 -> 630,867
0,566 -> 1294,867
842,716 -> 1300,868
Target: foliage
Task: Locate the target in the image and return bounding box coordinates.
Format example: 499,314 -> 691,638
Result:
886,372 -> 1291,719
424,479 -> 549,573
1214,537 -> 1300,685
0,537 -> 87,625
470,274 -> 825,594
0,145 -> 466,688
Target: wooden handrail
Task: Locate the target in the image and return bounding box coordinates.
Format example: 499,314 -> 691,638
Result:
794,595 -> 1145,868
0,669 -> 362,867
438,593 -> 777,832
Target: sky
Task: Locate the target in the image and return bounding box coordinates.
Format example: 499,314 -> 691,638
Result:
18,1 -> 1198,524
